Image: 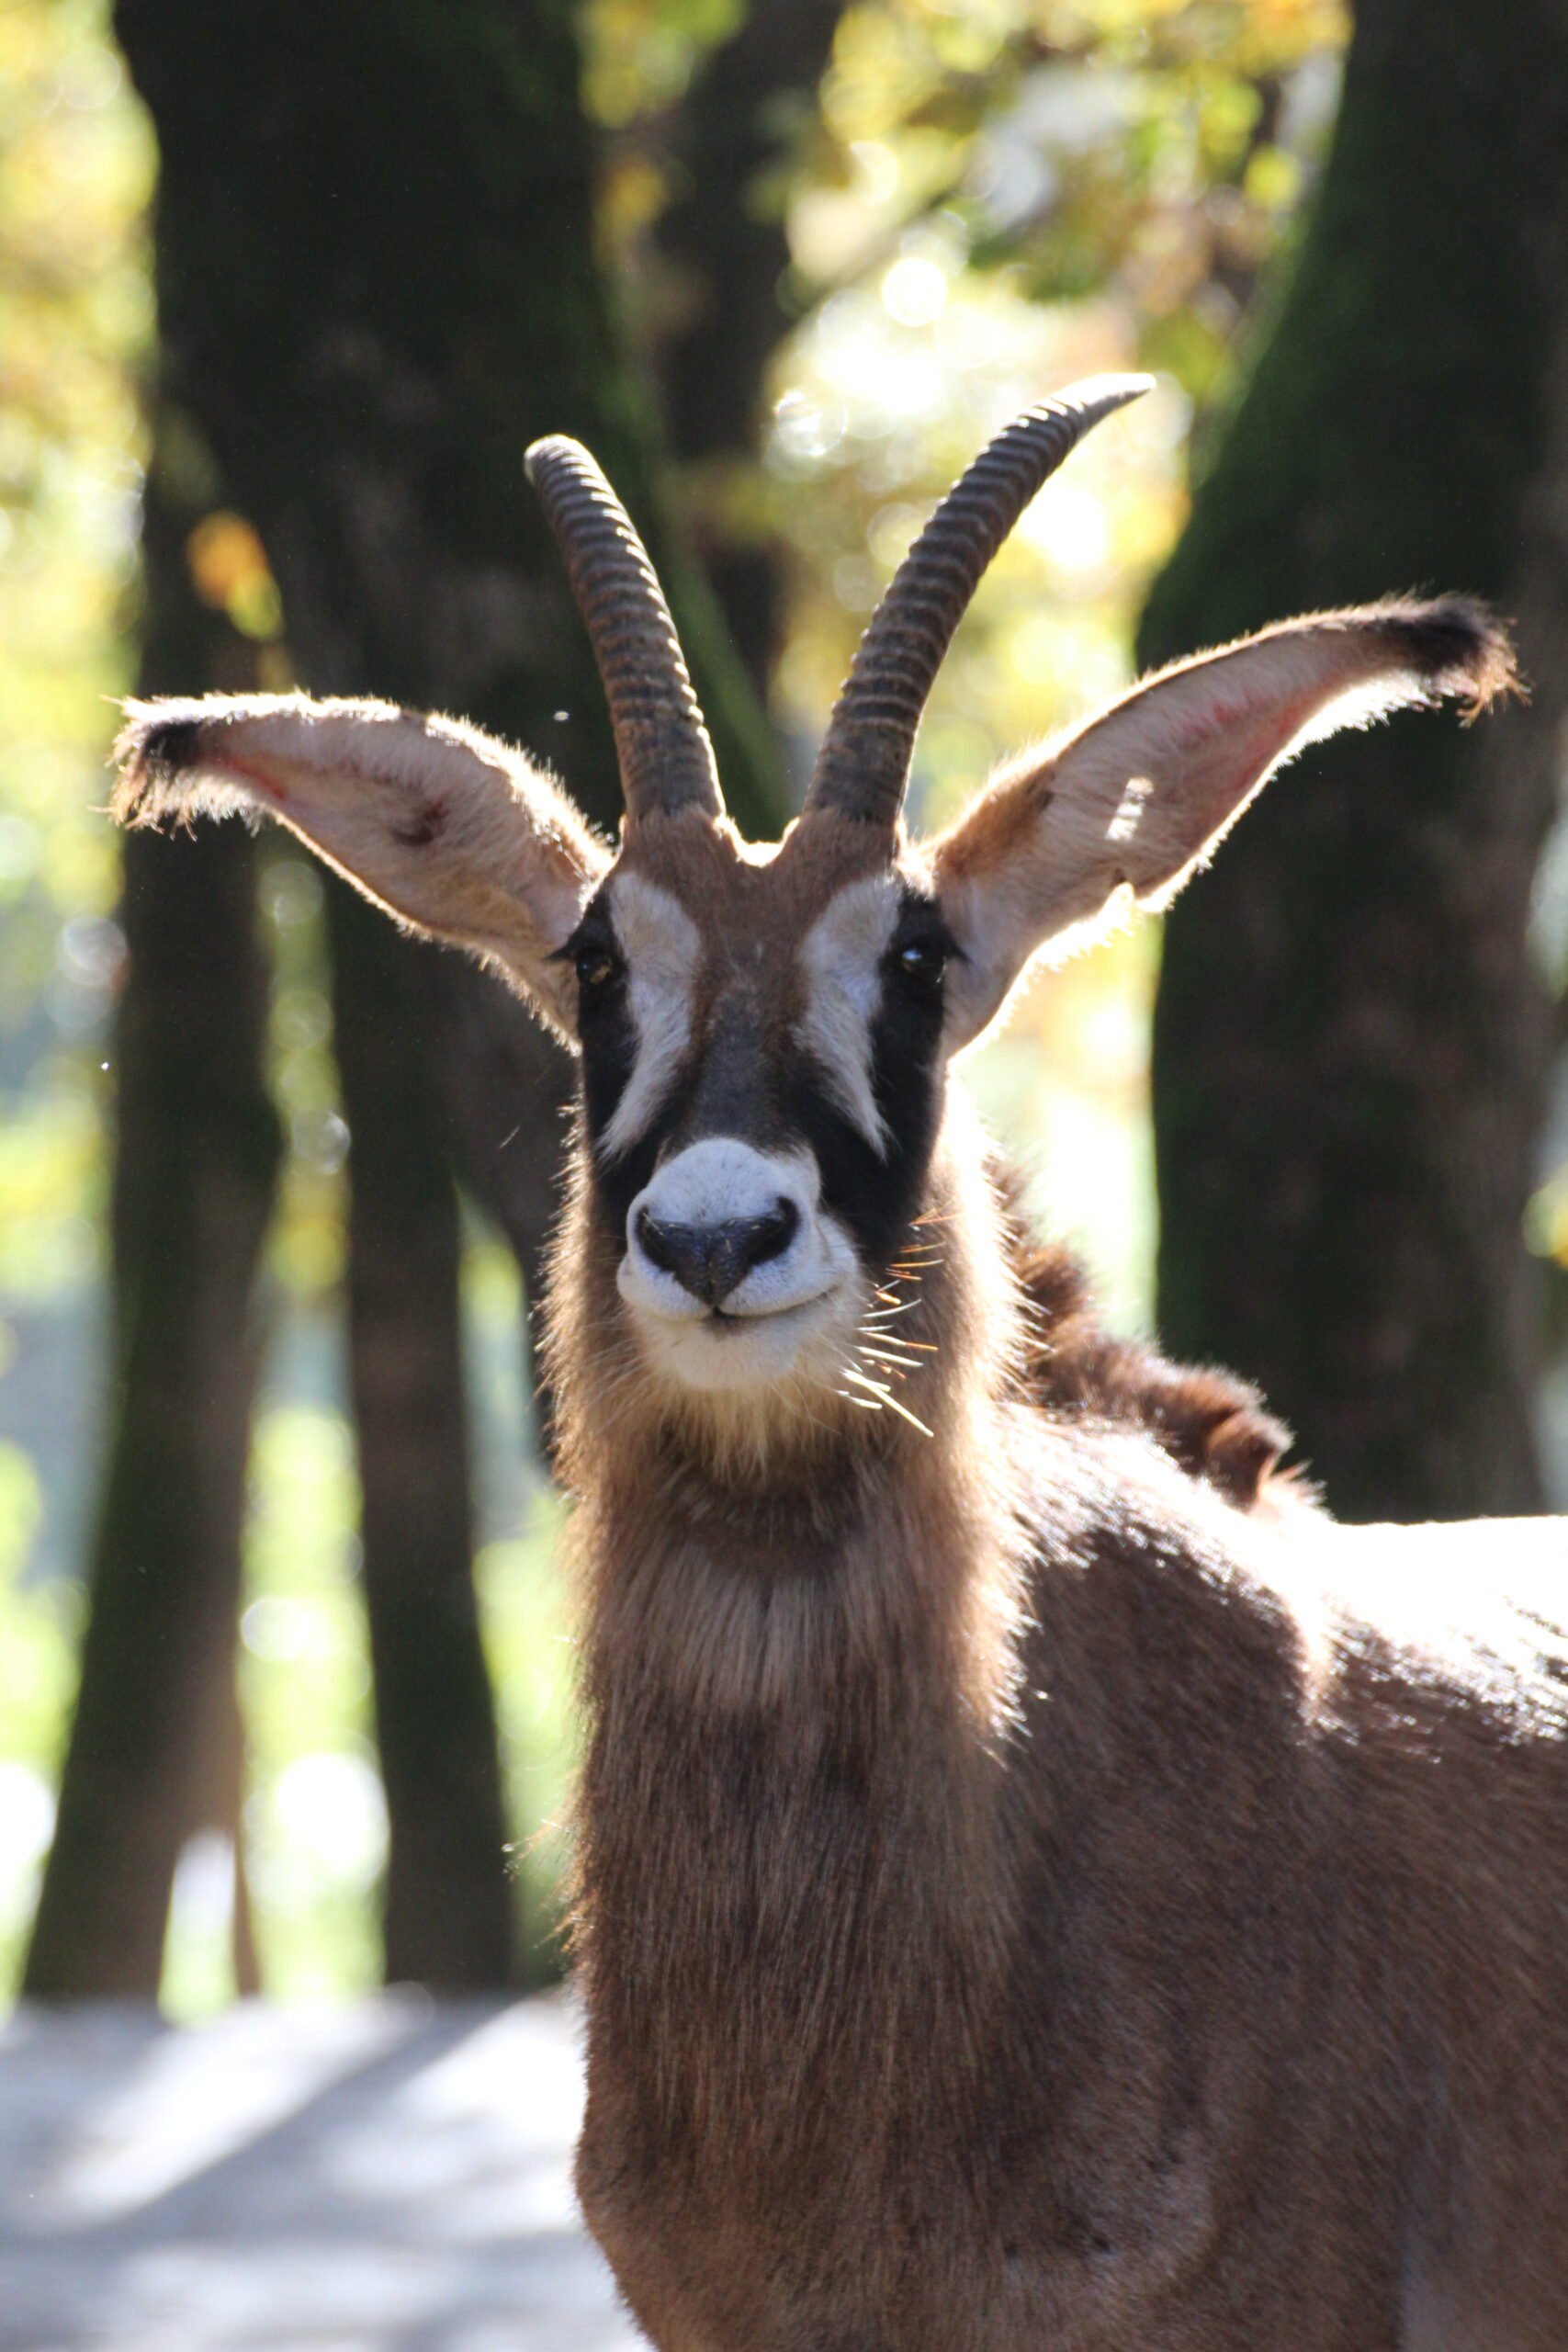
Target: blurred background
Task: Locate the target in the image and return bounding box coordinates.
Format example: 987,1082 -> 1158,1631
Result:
1,0 -> 1566,2019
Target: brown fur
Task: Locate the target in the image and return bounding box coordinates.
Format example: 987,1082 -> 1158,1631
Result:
1008,1220 -> 1299,1513
108,592 -> 1562,2351
538,824 -> 1568,2346
548,1091 -> 1568,2350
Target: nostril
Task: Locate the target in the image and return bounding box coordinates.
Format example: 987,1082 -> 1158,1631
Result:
742,1196 -> 799,1274
635,1206 -> 682,1279
636,1208 -> 725,1305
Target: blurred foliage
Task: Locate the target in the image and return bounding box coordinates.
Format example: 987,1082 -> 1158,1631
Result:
0,0 -> 145,1988
262,856 -> 349,1303
237,1406 -> 381,2004
478,1498 -> 579,1982
0,0 -> 151,1305
0,0 -> 1359,2003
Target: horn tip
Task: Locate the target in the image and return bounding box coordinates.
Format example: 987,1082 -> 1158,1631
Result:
1054,371 -> 1156,415
524,434 -> 587,486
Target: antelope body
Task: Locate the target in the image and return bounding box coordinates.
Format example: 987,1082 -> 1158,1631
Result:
115,380 -> 1568,2349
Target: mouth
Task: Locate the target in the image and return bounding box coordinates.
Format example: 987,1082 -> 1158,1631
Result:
619,1263 -> 843,1330
697,1289 -> 838,1333
623,1276 -> 856,1396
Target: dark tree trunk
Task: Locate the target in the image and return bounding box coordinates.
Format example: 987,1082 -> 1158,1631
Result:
113,0 -> 785,838
111,0 -> 791,1985
1138,0 -> 1568,1521
327,885 -> 512,1989
412,955 -> 573,1464
653,0 -> 845,697
25,433 -> 282,1998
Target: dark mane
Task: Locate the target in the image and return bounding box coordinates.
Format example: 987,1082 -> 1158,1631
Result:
998,1185 -> 1297,1513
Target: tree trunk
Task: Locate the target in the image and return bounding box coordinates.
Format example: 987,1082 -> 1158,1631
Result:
24,430 -> 282,1998
412,955 -> 573,1464
1138,0 -> 1568,1521
328,884 -> 512,1989
653,0 -> 845,697
112,0 -> 792,1985
114,0 -> 786,838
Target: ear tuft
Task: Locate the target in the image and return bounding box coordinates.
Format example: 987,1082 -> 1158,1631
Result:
1362,594 -> 1520,718
130,713 -> 203,782
112,700 -> 250,829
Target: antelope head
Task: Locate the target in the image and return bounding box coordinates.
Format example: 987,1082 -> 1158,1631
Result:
113,379 -> 1514,1427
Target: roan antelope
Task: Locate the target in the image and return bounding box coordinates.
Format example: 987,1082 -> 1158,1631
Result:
114,379 -> 1568,2350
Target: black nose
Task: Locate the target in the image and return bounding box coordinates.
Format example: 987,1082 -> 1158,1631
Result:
635,1199 -> 800,1307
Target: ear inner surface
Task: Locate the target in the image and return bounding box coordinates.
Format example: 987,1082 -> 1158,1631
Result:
931,595 -> 1517,1050
113,692 -> 611,1037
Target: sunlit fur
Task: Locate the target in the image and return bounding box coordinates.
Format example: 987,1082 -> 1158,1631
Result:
109,588 -> 1568,2350
545,805 -> 1567,2352
596,871 -> 702,1160
113,691 -> 608,1032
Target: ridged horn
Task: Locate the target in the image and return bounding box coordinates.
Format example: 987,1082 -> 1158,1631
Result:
805,376 -> 1153,830
525,436 -> 724,823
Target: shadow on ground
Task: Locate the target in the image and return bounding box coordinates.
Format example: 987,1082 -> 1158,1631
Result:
0,1995 -> 639,2350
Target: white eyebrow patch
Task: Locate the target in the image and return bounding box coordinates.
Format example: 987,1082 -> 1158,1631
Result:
600,871 -> 702,1160
795,874 -> 899,1156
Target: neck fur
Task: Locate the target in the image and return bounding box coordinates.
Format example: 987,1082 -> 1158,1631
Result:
547,1087 -> 1033,2160
548,1085 -> 1028,1727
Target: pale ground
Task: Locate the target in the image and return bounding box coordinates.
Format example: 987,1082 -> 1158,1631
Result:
0,1996 -> 644,2351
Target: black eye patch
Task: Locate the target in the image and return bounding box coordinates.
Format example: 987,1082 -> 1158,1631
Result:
554,899 -> 691,1241
788,893 -> 959,1272
554,905 -> 635,1146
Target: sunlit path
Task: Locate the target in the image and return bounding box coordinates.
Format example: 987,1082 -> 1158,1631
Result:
0,1995 -> 639,2350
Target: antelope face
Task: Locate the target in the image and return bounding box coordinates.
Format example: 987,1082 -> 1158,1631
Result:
570,815 -> 953,1396
111,378 -> 1514,1422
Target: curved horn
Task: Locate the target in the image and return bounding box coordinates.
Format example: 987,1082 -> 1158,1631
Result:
525,436 -> 724,823
805,376 -> 1153,830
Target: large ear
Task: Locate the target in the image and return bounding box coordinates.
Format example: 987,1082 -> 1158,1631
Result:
929,596 -> 1517,1050
113,694 -> 611,1038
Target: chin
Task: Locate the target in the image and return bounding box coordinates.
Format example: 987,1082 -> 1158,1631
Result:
629,1283 -> 861,1405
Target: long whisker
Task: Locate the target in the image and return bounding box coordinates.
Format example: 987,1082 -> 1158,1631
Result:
841,1364 -> 933,1437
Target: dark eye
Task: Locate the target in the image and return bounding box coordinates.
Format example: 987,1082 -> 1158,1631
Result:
575,944 -> 621,996
895,937 -> 948,996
